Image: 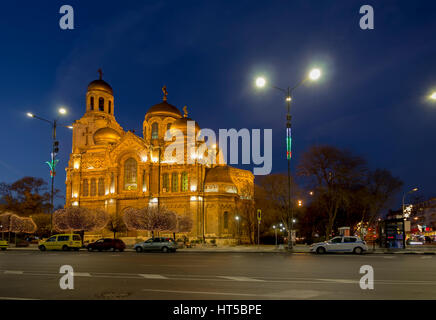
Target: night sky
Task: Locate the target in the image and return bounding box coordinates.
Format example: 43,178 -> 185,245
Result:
0,0 -> 435,207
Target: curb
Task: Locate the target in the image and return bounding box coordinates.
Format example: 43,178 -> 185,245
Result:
3,248 -> 436,255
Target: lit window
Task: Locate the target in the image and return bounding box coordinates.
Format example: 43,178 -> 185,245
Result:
82,179 -> 89,196
162,173 -> 169,192
124,158 -> 138,190
171,172 -> 178,192
181,172 -> 188,192
98,178 -> 105,196
90,178 -> 97,196
223,211 -> 229,229
151,122 -> 159,140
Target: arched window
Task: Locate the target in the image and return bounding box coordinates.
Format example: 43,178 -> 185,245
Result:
98,178 -> 105,196
181,172 -> 188,192
162,173 -> 169,192
151,122 -> 159,140
90,178 -> 97,196
99,97 -> 104,111
108,100 -> 112,114
124,158 -> 137,190
171,172 -> 178,192
165,123 -> 172,139
223,212 -> 229,229
90,97 -> 94,110
82,179 -> 89,196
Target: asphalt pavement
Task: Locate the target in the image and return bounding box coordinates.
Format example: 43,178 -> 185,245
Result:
0,250 -> 435,300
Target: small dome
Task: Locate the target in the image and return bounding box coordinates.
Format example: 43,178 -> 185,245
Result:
205,166 -> 235,185
170,117 -> 200,135
88,79 -> 113,95
93,127 -> 121,145
146,101 -> 182,119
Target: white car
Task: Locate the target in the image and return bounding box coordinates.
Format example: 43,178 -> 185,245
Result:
310,236 -> 368,254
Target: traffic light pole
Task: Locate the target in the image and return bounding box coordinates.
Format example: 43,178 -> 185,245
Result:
50,120 -> 57,234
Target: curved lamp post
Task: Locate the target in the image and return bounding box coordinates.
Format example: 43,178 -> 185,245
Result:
26,108 -> 71,233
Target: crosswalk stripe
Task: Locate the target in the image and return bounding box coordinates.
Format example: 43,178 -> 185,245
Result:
4,271 -> 23,275
74,272 -> 91,277
218,276 -> 264,282
139,274 -> 168,279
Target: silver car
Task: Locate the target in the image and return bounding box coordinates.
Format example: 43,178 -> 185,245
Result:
310,236 -> 368,254
134,237 -> 177,253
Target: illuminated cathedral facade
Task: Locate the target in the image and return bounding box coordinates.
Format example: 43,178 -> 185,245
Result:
65,72 -> 254,242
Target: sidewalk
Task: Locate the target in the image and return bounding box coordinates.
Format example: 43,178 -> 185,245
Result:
4,244 -> 436,254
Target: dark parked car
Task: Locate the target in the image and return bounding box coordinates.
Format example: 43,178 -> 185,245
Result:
87,238 -> 126,252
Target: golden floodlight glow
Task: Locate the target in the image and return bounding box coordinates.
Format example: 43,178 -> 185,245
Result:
309,68 -> 321,81
255,77 -> 266,88
27,112 -> 34,118
58,107 -> 67,115
430,92 -> 436,100
412,187 -> 419,192
67,125 -> 73,129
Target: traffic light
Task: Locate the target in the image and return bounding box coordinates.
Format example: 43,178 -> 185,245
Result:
53,141 -> 59,154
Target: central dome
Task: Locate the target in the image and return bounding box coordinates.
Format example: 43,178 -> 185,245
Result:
93,127 -> 121,145
170,117 -> 200,135
88,79 -> 113,95
146,101 -> 182,119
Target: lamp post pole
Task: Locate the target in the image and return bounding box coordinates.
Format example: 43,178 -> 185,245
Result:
402,187 -> 418,249
273,225 -> 277,247
255,68 -> 321,251
27,109 -> 70,234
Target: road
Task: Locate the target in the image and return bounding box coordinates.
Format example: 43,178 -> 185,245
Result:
0,251 -> 435,300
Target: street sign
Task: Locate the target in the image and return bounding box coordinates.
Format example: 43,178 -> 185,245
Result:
257,209 -> 261,221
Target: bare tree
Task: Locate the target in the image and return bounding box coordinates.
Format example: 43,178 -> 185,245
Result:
172,214 -> 193,241
256,173 -> 302,248
298,145 -> 367,238
237,182 -> 255,244
106,212 -> 127,239
53,207 -> 109,243
122,206 -> 177,238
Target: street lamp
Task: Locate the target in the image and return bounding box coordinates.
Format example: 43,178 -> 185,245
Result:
235,215 -> 240,245
429,91 -> 436,100
272,225 -> 278,247
26,107 -> 70,233
298,200 -> 303,207
402,187 -> 418,218
255,67 -> 321,250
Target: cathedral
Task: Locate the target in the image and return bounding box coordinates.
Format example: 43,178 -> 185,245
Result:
65,72 -> 254,243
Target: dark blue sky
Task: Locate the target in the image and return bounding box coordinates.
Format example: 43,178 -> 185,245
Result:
0,0 -> 435,206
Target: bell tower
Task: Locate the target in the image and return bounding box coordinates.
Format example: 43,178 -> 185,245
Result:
86,69 -> 115,116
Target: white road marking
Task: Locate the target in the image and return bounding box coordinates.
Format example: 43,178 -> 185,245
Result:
421,256 -> 432,259
4,271 -> 24,275
142,288 -> 261,296
139,274 -> 168,279
0,296 -> 39,300
73,272 -> 91,277
218,276 -> 264,282
317,278 -> 358,284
